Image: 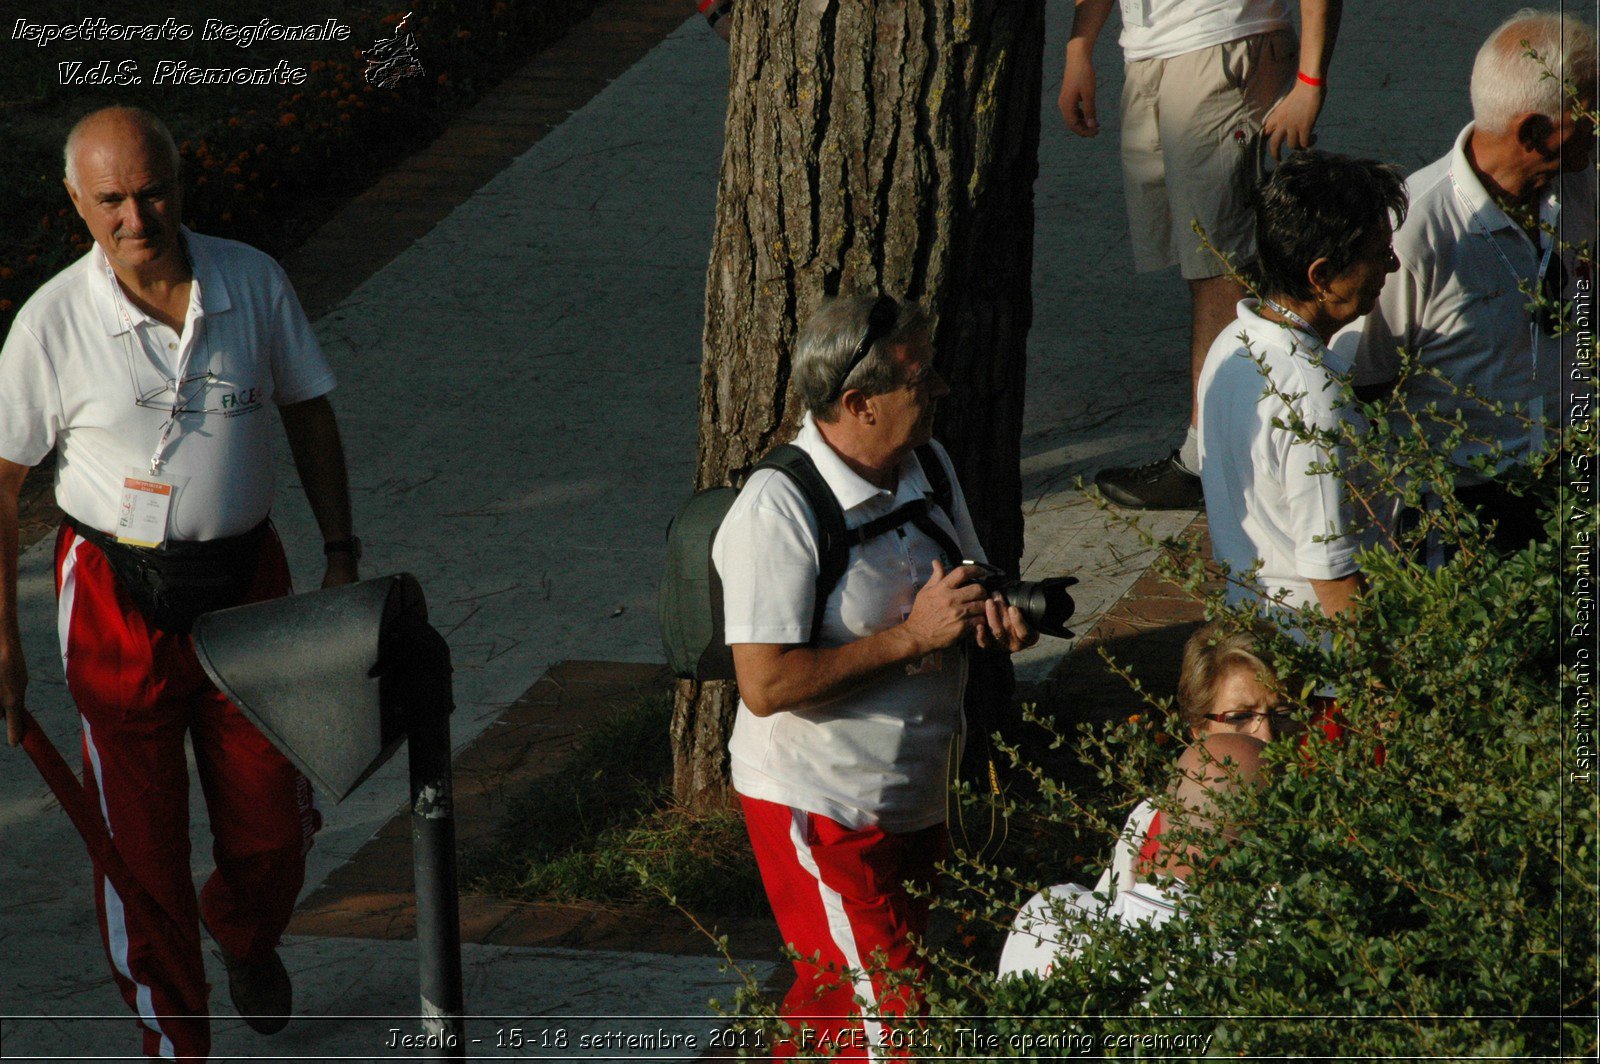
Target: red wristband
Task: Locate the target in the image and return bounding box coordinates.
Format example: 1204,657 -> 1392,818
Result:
1297,71 -> 1326,87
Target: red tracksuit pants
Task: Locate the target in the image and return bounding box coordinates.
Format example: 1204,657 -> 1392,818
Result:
55,524 -> 319,1061
740,795 -> 944,1062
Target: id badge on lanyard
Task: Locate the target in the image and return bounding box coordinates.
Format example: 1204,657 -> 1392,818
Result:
117,474 -> 176,548
1120,0 -> 1153,27
107,261 -> 193,547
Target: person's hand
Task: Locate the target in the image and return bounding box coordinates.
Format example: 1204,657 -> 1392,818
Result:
1261,80 -> 1325,159
902,560 -> 987,656
974,594 -> 1038,654
1058,50 -> 1099,137
2,631 -> 28,747
322,553 -> 360,589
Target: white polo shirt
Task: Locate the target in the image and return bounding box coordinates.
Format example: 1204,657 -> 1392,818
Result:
0,229 -> 334,541
712,414 -> 985,832
1340,123 -> 1597,483
1198,301 -> 1363,614
1119,0 -> 1290,62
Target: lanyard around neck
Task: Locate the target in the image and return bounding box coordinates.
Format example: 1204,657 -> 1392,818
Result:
104,264 -> 200,475
1449,172 -> 1556,388
1450,172 -> 1557,303
1262,298 -> 1314,334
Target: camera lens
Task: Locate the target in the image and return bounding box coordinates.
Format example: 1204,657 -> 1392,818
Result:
1004,576 -> 1077,639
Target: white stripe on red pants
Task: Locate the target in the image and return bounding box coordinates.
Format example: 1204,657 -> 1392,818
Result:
55,523 -> 319,1061
739,794 -> 944,1062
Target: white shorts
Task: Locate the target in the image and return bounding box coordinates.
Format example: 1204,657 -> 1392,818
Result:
1120,28 -> 1297,279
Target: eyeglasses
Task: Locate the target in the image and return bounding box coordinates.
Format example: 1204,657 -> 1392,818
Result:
132,372 -> 252,416
826,296 -> 899,404
1203,708 -> 1294,729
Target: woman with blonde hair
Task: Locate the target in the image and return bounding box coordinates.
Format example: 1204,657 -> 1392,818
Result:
1176,623 -> 1291,742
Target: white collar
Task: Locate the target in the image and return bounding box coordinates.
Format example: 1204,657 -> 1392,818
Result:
92,227 -> 231,336
1446,122 -> 1561,237
795,412 -> 934,515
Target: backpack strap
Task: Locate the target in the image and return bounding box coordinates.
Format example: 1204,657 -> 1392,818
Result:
915,442 -> 954,517
753,445 -> 849,646
754,442 -> 963,645
911,442 -> 962,567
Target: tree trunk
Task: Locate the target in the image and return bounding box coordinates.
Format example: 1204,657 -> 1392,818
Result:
672,0 -> 1046,812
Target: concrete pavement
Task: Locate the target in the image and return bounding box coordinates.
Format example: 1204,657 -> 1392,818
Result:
0,0 -> 1514,1058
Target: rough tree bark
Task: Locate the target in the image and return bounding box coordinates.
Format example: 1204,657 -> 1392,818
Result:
671,0 -> 1047,812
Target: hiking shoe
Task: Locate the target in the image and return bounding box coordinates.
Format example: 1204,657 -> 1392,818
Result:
219,947 -> 292,1034
1094,449 -> 1203,510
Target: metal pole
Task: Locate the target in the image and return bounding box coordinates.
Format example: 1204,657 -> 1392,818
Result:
401,618 -> 466,1059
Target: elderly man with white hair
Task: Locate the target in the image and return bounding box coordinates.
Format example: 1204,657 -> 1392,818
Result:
0,106 -> 358,1059
1343,8 -> 1597,554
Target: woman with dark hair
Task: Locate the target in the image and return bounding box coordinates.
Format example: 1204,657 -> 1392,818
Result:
1197,149 -> 1407,623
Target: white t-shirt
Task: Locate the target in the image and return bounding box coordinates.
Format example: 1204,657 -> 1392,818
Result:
998,801 -> 1183,978
1119,0 -> 1291,63
0,229 -> 334,540
1338,123 -> 1598,484
712,414 -> 985,832
1197,301 -> 1363,614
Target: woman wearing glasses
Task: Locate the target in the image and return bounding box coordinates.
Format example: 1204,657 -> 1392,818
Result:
997,623 -> 1284,978
1176,623 -> 1290,742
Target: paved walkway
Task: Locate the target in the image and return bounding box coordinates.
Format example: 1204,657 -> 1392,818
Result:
0,0 -> 1510,1059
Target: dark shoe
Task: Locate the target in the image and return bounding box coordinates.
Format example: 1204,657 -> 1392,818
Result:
1094,449 -> 1203,510
219,947 -> 292,1034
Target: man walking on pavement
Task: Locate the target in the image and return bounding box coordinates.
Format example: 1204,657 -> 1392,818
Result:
0,106 -> 360,1060
1061,0 -> 1343,509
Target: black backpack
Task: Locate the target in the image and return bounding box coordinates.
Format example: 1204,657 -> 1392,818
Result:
659,442 -> 957,681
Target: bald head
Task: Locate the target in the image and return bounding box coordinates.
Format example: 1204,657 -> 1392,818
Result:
1471,9 -> 1597,134
63,107 -> 180,194
63,107 -> 186,280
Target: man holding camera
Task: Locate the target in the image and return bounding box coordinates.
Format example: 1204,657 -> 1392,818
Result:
0,106 -> 357,1060
711,294 -> 1034,1058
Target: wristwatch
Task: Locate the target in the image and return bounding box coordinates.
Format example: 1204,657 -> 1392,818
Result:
323,536 -> 363,561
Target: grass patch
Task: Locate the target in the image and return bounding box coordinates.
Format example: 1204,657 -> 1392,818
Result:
466,693 -> 769,917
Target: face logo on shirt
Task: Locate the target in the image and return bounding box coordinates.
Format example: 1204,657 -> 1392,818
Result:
218,386 -> 262,416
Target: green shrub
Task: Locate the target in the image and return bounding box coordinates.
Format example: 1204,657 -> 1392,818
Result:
910,334 -> 1598,1055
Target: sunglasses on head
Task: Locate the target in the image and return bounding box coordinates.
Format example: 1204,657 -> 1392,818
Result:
827,296 -> 899,404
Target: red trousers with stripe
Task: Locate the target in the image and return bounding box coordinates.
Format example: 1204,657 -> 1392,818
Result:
55,524 -> 318,1061
740,795 -> 944,1062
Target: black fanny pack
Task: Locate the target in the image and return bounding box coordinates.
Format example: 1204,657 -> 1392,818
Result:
68,516 -> 270,634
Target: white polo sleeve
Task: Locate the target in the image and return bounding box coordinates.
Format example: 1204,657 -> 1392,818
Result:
1277,385 -> 1360,581
0,320 -> 63,467
711,470 -> 821,646
265,262 -> 336,405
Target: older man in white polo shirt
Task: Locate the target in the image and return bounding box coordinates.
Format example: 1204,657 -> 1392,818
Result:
0,107 -> 358,1060
713,294 -> 1033,1059
1344,10 -> 1596,555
